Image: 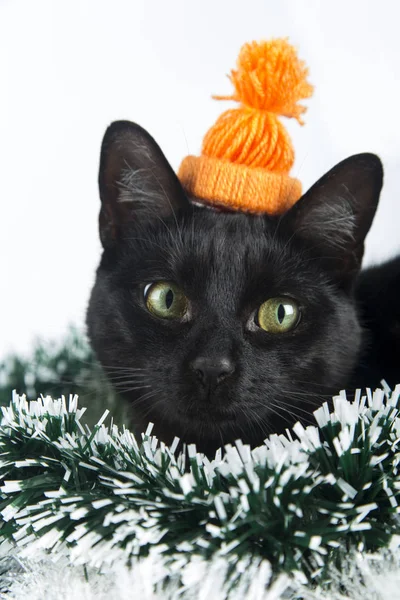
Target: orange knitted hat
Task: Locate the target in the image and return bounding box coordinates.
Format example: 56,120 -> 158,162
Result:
178,39 -> 313,214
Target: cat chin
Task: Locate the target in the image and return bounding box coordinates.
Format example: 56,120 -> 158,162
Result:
136,403 -> 240,433
129,400 -> 279,455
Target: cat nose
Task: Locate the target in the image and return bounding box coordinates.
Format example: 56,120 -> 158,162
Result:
190,356 -> 235,387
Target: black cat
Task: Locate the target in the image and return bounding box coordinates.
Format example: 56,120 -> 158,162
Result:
87,120 -> 386,456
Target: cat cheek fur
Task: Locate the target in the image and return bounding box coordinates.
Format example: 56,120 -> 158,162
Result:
87,121 -> 383,456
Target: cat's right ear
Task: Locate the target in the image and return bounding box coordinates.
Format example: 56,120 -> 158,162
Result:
98,121 -> 189,247
283,153 -> 383,283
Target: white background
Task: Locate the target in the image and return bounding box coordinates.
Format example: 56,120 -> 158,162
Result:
1,0 -> 400,357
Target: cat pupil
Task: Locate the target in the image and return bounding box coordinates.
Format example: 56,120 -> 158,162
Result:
165,289 -> 174,309
277,304 -> 285,324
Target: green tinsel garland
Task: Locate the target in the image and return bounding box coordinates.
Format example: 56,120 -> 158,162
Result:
1,385 -> 400,594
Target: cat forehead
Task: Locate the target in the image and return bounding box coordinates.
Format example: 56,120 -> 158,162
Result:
153,210 -> 302,283
172,210 -> 279,266
184,209 -> 277,247
125,209 -> 297,269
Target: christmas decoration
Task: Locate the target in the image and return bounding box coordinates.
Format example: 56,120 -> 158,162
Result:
1,384 -> 400,598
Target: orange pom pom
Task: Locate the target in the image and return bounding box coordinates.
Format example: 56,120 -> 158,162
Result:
215,38 -> 313,123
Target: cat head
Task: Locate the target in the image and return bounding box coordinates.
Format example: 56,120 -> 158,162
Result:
87,120 -> 383,455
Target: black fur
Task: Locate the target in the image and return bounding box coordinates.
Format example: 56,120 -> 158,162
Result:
354,256 -> 400,390
87,120 -> 385,456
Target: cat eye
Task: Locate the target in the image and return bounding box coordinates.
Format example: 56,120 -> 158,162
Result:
257,297 -> 300,333
144,282 -> 188,320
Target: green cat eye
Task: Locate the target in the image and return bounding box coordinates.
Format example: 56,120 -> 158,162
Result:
257,298 -> 300,333
145,282 -> 188,320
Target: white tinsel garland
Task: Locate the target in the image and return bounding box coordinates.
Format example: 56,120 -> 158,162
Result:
2,543 -> 400,599
1,386 -> 400,598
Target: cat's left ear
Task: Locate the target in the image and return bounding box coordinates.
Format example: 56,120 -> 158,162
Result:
98,121 -> 190,247
284,153 -> 383,282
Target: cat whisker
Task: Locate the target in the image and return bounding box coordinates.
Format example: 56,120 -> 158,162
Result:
259,402 -> 296,429
107,373 -> 149,382
276,390 -> 329,406
130,387 -> 163,405
256,414 -> 275,440
242,404 -> 274,441
45,356 -> 146,373
117,384 -> 153,396
241,405 -> 260,438
276,378 -> 336,390
269,401 -> 315,426
226,407 -> 246,446
217,424 -> 225,452
247,396 -> 315,427
102,365 -> 149,372
239,404 -> 271,442
276,398 -> 322,416
265,396 -> 310,417
139,394 -> 170,423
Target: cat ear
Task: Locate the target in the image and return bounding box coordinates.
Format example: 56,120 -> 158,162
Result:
98,120 -> 189,247
284,153 -> 383,282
